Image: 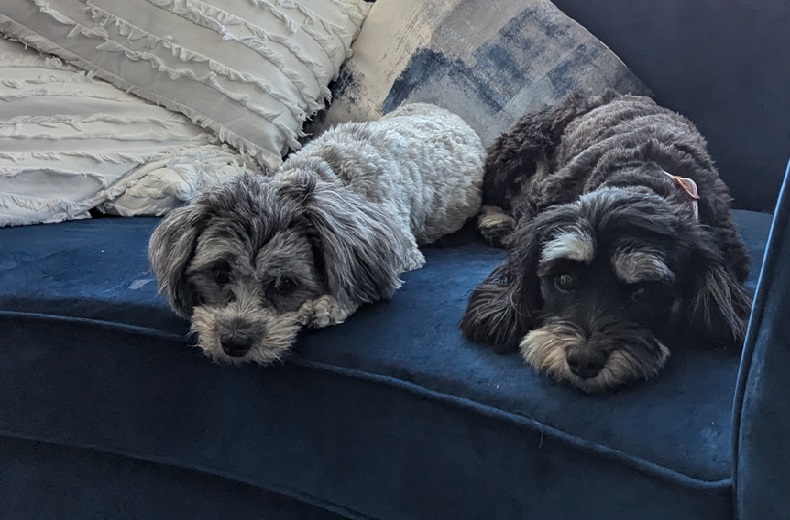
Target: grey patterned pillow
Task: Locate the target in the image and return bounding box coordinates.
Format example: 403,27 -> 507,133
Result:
312,0 -> 651,146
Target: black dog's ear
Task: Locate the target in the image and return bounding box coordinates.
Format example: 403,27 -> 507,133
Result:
678,235 -> 753,347
304,178 -> 409,306
460,214 -> 550,352
460,264 -> 527,353
148,202 -> 211,318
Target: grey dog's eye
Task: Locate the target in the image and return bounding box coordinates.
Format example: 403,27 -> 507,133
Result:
554,273 -> 576,291
212,263 -> 232,286
268,277 -> 297,296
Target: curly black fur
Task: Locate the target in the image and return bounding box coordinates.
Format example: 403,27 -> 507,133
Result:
462,90 -> 752,392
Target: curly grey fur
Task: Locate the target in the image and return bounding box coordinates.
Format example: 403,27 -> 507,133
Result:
150,102 -> 485,364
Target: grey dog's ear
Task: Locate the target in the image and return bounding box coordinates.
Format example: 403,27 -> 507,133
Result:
460,212 -> 554,352
148,202 -> 210,318
679,236 -> 753,347
303,179 -> 406,305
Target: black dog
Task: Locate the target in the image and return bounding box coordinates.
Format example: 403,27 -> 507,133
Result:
461,90 -> 752,393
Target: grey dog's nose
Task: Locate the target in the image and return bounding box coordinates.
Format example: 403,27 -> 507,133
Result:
220,335 -> 252,357
566,349 -> 607,379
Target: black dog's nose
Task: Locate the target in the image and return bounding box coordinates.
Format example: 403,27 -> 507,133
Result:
220,335 -> 252,357
566,349 -> 607,379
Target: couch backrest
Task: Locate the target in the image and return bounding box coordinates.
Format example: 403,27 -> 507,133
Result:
552,0 -> 790,213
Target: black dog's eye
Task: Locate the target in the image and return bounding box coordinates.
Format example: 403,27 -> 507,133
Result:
631,286 -> 646,303
212,263 -> 232,286
554,273 -> 576,292
630,283 -> 662,303
268,277 -> 297,296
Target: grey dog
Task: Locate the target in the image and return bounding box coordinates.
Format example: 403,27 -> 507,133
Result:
149,103 -> 485,365
461,91 -> 752,393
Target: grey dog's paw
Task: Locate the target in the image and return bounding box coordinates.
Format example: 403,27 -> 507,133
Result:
477,205 -> 516,248
403,247 -> 426,272
298,295 -> 356,329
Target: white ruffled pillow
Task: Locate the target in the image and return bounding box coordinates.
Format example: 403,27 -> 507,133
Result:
97,148 -> 257,217
0,36 -> 257,226
0,0 -> 371,168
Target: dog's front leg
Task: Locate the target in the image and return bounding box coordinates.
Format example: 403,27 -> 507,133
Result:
297,295 -> 360,329
403,233 -> 426,272
478,205 -> 517,247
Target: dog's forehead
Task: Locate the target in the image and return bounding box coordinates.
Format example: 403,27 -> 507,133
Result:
610,244 -> 675,283
188,210 -> 307,271
204,175 -> 307,234
538,189 -> 679,269
189,219 -> 252,271
255,229 -> 314,272
538,220 -> 675,284
541,224 -> 596,265
577,186 -> 679,233
196,178 -> 309,240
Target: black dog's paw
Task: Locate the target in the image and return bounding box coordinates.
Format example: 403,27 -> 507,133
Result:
477,205 -> 516,248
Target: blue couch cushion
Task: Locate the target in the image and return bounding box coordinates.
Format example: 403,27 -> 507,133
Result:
0,210 -> 772,519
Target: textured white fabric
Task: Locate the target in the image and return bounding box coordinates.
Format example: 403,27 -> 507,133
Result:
0,0 -> 370,169
0,36 -> 257,226
98,149 -> 256,217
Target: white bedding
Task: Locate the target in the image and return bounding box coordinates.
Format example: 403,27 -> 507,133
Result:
0,36 -> 258,226
0,0 -> 370,227
0,0 -> 371,170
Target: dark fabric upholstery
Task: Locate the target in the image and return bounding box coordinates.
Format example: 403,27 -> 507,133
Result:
0,437 -> 344,520
550,0 -> 790,213
0,210 -> 771,519
734,157 -> 790,519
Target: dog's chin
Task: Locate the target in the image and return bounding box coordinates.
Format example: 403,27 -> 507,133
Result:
190,306 -> 302,366
519,324 -> 671,394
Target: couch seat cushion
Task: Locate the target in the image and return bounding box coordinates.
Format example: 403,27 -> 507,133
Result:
0,210 -> 772,519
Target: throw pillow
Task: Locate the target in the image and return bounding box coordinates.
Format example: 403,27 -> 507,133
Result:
0,0 -> 371,169
310,0 -> 651,146
0,35 -> 256,226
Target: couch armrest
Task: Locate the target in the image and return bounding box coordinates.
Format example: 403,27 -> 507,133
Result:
733,155 -> 790,519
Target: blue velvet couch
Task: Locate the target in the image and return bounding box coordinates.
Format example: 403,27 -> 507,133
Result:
2,1 -> 789,519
